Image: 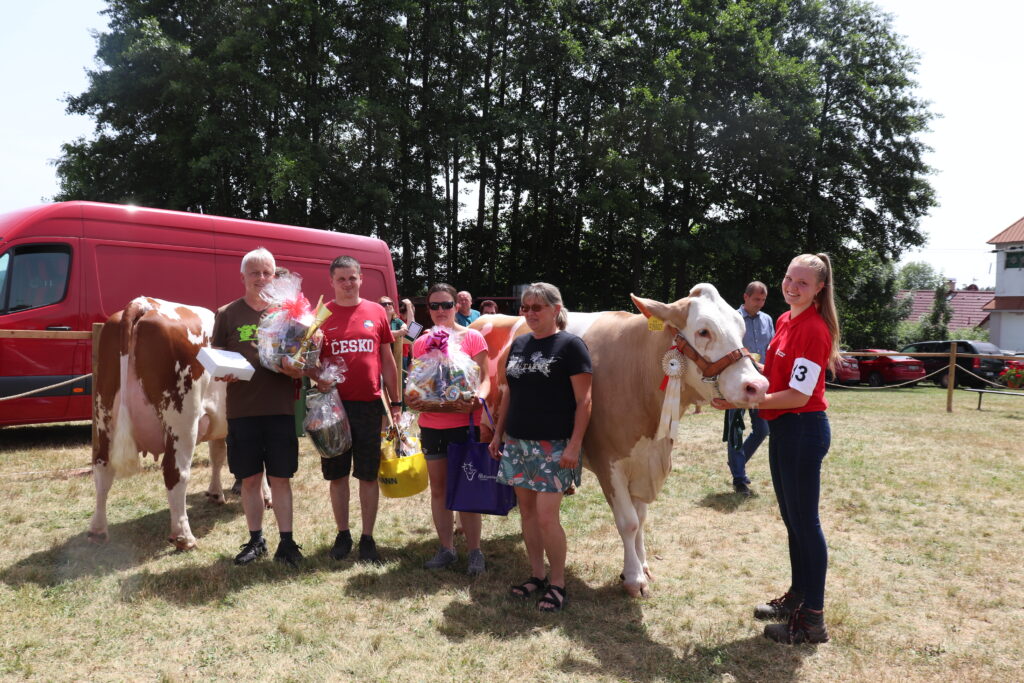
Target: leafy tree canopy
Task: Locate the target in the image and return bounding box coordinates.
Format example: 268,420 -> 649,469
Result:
56,0 -> 936,312
895,261 -> 946,291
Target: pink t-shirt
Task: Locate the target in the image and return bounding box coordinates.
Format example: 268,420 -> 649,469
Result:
412,327 -> 488,429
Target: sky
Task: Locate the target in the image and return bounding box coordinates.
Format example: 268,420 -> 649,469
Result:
1,1 -> 1022,289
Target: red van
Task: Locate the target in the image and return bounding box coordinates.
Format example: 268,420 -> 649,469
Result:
0,201 -> 398,427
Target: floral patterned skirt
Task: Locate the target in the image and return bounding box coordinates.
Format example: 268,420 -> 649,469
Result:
496,436 -> 582,493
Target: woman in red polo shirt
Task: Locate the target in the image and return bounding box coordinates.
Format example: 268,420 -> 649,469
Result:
714,253 -> 841,645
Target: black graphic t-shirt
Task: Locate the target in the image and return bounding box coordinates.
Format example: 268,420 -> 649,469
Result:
505,331 -> 592,440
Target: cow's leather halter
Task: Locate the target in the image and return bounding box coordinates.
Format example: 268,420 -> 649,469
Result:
668,326 -> 755,388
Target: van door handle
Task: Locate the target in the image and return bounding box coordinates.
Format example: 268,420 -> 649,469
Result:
46,326 -> 72,331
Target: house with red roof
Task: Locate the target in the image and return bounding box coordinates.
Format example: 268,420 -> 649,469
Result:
984,215 -> 1024,352
900,286 -> 993,331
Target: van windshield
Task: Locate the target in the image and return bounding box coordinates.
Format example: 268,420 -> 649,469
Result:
0,252 -> 8,310
3,245 -> 71,314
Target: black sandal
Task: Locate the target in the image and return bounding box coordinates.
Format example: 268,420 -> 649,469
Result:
509,576 -> 548,599
538,584 -> 567,612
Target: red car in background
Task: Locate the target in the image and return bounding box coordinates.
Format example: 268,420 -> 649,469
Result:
828,355 -> 861,386
851,349 -> 926,387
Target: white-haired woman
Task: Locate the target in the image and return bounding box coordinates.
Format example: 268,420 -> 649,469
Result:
488,282 -> 592,612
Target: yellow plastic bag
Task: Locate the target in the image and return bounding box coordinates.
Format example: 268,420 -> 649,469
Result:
378,432 -> 427,498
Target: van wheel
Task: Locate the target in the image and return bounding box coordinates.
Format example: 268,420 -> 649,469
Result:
868,372 -> 883,388
939,373 -> 957,389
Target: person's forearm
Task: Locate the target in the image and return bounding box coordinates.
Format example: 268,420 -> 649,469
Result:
757,388 -> 812,411
567,398 -> 592,449
492,387 -> 509,437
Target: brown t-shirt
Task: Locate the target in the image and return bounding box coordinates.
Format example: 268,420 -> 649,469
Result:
212,297 -> 296,419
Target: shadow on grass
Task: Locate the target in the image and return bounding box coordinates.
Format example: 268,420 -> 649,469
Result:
0,492 -> 241,588
0,422 -> 91,453
343,532 -> 813,682
697,490 -> 757,513
436,563 -> 812,682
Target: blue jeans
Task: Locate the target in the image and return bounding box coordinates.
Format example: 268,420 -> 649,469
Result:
727,408 -> 768,484
768,411 -> 830,611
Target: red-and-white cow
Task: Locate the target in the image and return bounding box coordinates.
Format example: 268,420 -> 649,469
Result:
472,284 -> 768,596
90,297 -> 231,550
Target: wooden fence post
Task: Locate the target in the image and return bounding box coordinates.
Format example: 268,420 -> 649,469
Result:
91,322 -> 103,457
945,344 -> 958,413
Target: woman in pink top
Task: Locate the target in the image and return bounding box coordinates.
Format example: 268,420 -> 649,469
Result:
408,283 -> 491,574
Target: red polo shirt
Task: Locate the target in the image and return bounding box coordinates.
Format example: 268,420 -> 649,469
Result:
759,306 -> 831,421
318,299 -> 394,402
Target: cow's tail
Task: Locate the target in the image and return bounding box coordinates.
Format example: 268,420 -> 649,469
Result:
110,303 -> 146,477
110,355 -> 141,477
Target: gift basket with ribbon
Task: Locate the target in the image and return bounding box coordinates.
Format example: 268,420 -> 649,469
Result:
404,328 -> 480,412
257,272 -> 332,372
304,359 -> 351,458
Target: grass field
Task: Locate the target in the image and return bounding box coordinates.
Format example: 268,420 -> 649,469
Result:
1,387 -> 1022,682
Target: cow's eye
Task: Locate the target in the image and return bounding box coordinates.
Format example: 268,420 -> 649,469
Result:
697,329 -> 710,338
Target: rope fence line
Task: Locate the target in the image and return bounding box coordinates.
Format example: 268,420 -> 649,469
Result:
0,374 -> 92,402
825,365 -> 950,390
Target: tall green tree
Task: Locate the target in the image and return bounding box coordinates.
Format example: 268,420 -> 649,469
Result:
919,283 -> 953,341
56,0 -> 936,308
896,261 -> 946,290
834,252 -> 910,349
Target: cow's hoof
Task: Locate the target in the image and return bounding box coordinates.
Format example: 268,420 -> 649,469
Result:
623,582 -> 650,598
204,490 -> 226,505
86,530 -> 109,544
169,536 -> 197,551
620,573 -> 651,598
263,498 -> 273,510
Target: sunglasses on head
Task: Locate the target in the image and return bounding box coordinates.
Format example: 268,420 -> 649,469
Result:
520,303 -> 549,313
428,301 -> 456,311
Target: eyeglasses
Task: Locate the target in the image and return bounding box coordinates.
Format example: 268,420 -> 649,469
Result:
381,301 -> 394,306
520,304 -> 550,313
428,301 -> 456,311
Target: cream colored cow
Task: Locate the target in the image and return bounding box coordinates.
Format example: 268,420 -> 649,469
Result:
473,284 -> 768,596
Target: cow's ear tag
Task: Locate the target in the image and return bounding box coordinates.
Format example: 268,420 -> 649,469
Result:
648,316 -> 665,331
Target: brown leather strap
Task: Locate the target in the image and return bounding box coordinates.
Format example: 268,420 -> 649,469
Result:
674,335 -> 753,379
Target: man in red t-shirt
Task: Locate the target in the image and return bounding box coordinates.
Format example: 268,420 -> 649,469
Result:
315,255 -> 400,563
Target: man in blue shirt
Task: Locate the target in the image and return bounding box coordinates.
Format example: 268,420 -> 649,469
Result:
727,281 -> 774,496
455,290 -> 481,326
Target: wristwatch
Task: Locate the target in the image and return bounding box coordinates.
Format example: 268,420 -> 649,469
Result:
390,401 -> 403,407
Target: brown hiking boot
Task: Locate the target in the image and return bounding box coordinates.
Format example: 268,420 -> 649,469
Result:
764,607 -> 829,644
754,591 -> 802,621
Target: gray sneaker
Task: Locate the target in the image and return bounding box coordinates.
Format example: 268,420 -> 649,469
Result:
467,548 -> 486,575
424,546 -> 457,570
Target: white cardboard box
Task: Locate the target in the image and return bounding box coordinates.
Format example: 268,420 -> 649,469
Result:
197,347 -> 255,381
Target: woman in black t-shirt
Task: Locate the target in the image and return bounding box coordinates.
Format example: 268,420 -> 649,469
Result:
489,283 -> 592,612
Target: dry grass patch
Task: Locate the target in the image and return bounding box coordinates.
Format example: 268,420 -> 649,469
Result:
0,387 -> 1022,681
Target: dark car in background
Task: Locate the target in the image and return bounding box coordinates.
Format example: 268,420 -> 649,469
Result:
851,349 -> 925,387
827,355 -> 861,386
899,340 -> 1005,388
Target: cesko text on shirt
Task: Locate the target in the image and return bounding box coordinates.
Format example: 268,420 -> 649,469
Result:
328,338 -> 375,354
